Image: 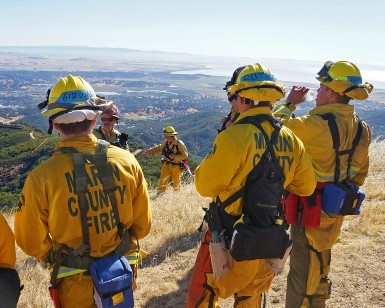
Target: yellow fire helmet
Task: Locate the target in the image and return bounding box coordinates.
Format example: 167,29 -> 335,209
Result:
228,63 -> 286,103
163,126 -> 178,136
40,75 -> 112,123
223,65 -> 247,91
316,61 -> 373,100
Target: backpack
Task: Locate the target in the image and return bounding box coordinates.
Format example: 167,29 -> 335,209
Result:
219,114 -> 286,228
162,141 -> 189,171
215,114 -> 291,261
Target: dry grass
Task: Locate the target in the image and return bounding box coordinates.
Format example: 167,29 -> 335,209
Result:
3,140 -> 385,307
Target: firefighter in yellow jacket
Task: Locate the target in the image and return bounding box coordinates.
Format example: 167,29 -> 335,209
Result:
144,126 -> 188,194
93,103 -> 130,150
217,66 -> 246,133
272,61 -> 373,307
186,63 -> 317,308
14,75 -> 152,308
0,213 -> 21,307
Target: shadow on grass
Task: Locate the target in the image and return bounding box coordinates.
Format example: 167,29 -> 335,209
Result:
142,266 -> 194,308
141,229 -> 203,267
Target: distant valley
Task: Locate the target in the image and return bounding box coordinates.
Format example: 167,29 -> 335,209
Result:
0,46 -> 384,161
1,46 -> 385,210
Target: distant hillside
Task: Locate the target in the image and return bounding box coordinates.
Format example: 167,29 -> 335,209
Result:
0,122 -> 199,210
0,123 -> 58,209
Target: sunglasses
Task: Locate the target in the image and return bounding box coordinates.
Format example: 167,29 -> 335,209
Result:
101,117 -> 115,122
228,93 -> 238,102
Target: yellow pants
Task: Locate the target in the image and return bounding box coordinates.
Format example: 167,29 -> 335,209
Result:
157,163 -> 182,193
286,213 -> 344,308
215,258 -> 274,308
187,230 -> 275,308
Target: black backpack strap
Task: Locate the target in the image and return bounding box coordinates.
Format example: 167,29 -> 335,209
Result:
319,113 -> 340,183
320,113 -> 363,183
173,142 -> 181,155
218,115 -> 282,210
348,117 -> 363,176
53,141 -> 131,263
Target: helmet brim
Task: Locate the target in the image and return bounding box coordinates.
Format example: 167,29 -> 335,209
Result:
53,110 -> 100,124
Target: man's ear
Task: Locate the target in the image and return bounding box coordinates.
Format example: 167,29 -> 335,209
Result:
52,122 -> 59,131
92,118 -> 97,127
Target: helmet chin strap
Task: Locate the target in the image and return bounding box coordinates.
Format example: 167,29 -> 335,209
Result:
47,119 -> 54,135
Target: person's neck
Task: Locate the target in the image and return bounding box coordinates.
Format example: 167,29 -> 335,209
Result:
60,131 -> 91,140
239,105 -> 253,114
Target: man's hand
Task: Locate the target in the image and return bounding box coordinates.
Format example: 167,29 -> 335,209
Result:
287,85 -> 310,105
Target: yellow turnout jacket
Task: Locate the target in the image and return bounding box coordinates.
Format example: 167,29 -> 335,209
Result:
146,138 -> 188,164
273,102 -> 371,185
14,134 -> 152,261
195,107 -> 316,216
0,213 -> 16,268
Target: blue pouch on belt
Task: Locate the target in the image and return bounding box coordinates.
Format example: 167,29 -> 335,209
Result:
91,255 -> 134,308
322,181 -> 365,215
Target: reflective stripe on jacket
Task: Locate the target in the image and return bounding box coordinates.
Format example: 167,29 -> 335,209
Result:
52,251 -> 141,279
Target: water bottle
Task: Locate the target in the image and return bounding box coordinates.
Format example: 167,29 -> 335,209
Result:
209,231 -> 231,280
304,90 -> 316,103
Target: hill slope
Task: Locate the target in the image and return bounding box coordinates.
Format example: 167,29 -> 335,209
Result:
3,139 -> 385,307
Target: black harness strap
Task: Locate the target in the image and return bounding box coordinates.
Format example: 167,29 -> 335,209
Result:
218,114 -> 282,211
200,283 -> 216,308
306,244 -> 324,275
319,113 -> 363,183
50,140 -> 132,283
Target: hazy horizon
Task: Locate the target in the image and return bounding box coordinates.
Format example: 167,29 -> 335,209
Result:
1,45 -> 385,90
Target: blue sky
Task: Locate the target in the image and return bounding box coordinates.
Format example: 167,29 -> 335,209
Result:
1,0 -> 385,86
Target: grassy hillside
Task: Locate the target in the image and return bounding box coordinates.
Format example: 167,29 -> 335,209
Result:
0,123 -> 60,209
2,139 -> 385,307
0,122 -> 200,209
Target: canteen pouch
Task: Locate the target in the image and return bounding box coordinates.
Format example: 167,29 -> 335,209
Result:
49,281 -> 61,308
301,191 -> 322,228
230,223 -> 291,261
283,193 -> 299,224
90,255 -> 134,308
322,181 -> 365,215
209,234 -> 231,281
